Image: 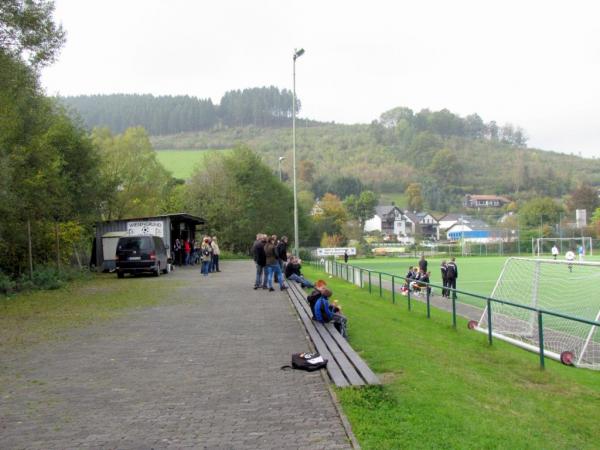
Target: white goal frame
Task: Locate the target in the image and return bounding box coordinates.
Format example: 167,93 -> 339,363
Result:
533,237 -> 593,257
477,257 -> 600,369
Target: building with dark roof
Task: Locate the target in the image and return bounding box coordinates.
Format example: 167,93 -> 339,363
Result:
92,213 -> 205,271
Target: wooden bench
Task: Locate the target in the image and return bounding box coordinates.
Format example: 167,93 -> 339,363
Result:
286,281 -> 380,387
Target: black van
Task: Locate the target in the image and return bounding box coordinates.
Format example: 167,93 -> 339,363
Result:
116,236 -> 169,278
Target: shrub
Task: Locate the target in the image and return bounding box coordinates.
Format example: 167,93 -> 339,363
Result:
0,271 -> 16,295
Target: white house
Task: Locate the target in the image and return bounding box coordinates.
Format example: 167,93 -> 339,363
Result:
364,206 -> 413,237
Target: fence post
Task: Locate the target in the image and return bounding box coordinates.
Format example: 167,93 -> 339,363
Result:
451,295 -> 456,328
407,288 -> 411,309
426,288 -> 431,318
392,276 -> 395,304
368,271 -> 372,294
379,273 -> 382,298
359,268 -> 363,288
538,311 -> 545,369
487,299 -> 493,345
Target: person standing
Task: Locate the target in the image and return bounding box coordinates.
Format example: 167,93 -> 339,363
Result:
265,235 -> 287,291
440,260 -> 448,298
200,237 -> 212,276
173,238 -> 182,266
551,244 -> 559,260
211,236 -> 221,272
252,233 -> 267,289
418,254 -> 428,273
344,250 -> 348,264
184,238 -> 191,265
566,249 -> 575,272
577,245 -> 584,262
446,257 -> 458,299
275,236 -> 288,283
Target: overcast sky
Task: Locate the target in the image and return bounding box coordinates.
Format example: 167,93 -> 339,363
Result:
41,0 -> 600,157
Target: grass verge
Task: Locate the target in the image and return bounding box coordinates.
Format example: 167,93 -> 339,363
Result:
302,266 -> 600,450
0,273 -> 186,351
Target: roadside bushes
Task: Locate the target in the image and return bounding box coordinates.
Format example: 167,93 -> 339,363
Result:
0,266 -> 91,296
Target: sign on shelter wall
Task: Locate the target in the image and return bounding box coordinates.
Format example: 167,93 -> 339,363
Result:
316,247 -> 356,257
127,221 -> 164,237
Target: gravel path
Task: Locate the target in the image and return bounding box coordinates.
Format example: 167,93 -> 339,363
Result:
0,261 -> 353,450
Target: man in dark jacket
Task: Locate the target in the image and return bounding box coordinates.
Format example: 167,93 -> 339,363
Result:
274,236 -> 288,284
446,257 -> 458,299
440,260 -> 448,298
252,233 -> 267,289
418,255 -> 428,273
285,256 -> 314,288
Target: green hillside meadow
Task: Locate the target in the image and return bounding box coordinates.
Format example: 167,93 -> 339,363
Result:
301,264 -> 600,449
155,149 -> 231,179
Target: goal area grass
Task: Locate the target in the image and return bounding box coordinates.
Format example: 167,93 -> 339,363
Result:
301,265 -> 600,449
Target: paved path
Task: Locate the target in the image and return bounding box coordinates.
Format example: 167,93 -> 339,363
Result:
0,261 -> 353,449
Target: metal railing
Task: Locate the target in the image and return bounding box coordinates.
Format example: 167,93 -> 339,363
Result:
309,258 -> 600,370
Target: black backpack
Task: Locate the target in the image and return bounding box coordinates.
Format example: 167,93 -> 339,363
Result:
202,247 -> 210,257
282,352 -> 328,372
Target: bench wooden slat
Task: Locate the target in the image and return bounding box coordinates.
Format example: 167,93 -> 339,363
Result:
314,322 -> 365,386
288,292 -> 350,387
287,281 -> 379,386
323,321 -> 380,385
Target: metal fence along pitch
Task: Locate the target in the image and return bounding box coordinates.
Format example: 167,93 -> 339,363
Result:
309,258 -> 600,370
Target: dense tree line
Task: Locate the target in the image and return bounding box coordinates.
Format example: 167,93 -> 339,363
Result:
377,107 -> 527,147
60,87 -> 299,135
1,1 -> 102,279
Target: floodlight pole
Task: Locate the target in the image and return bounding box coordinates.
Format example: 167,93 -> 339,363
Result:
278,156 -> 286,181
292,48 -> 304,256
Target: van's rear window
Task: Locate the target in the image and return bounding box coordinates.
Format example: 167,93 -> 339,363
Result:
118,237 -> 152,251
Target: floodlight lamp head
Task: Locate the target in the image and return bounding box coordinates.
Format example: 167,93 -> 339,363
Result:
294,48 -> 305,60
279,156 -> 286,161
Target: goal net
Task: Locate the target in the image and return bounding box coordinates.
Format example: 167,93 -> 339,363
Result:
477,257 -> 600,370
534,237 -> 593,257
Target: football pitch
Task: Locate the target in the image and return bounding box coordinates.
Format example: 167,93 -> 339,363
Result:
353,254 -> 600,296
350,255 -> 600,323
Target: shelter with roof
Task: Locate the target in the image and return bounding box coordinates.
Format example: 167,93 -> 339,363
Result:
92,213 -> 205,271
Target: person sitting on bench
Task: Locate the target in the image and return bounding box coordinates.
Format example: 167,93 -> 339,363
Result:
412,271 -> 431,295
409,268 -> 424,292
313,287 -> 348,339
284,256 -> 314,289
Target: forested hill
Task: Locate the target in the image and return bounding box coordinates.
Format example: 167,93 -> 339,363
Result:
60,90 -> 600,210
59,87 -> 302,135
151,122 -> 600,211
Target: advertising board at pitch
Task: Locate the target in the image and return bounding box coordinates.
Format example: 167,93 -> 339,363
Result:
316,247 -> 356,256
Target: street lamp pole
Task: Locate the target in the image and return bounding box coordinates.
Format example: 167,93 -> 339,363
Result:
278,156 -> 286,181
292,48 -> 304,256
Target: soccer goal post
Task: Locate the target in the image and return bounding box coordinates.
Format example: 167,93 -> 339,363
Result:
476,257 -> 600,370
533,237 -> 593,257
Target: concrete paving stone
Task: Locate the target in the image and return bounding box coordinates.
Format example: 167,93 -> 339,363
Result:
0,261 -> 353,449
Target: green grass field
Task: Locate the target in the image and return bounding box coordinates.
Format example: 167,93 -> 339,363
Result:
301,264 -> 600,449
155,149 -> 232,179
351,255 -> 505,297
347,255 -> 600,351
